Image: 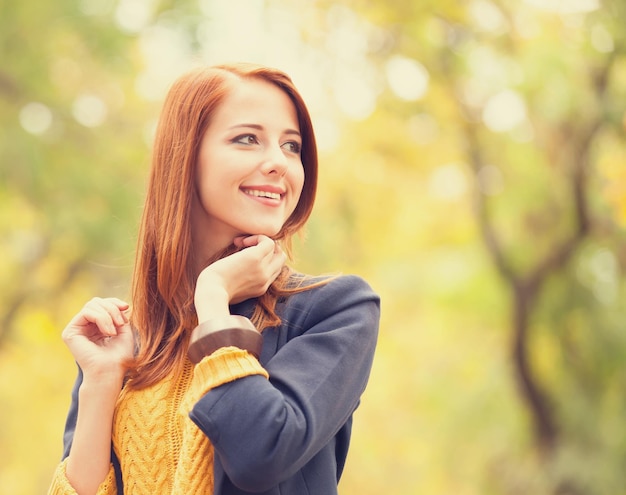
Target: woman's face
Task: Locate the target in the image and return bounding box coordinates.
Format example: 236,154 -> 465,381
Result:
192,78 -> 305,256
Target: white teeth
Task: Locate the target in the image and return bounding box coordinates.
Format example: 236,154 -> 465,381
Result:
244,189 -> 281,200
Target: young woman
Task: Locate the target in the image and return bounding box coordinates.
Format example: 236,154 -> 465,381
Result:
48,63 -> 380,495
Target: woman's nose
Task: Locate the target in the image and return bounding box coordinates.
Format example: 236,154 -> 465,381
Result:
261,144 -> 289,175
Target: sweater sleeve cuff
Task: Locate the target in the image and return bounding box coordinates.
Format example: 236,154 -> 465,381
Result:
182,346 -> 268,413
47,458 -> 117,495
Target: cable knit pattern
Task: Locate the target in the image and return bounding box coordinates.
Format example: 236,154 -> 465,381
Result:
47,458 -> 117,495
47,347 -> 268,494
181,347 -> 269,414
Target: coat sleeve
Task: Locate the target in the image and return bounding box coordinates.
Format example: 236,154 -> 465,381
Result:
188,275 -> 380,492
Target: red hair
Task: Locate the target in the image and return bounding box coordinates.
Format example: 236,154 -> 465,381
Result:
128,64 -> 318,389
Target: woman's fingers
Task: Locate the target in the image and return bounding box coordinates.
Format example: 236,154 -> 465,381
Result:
196,235 -> 288,308
242,236 -> 285,280
233,234 -> 271,251
267,245 -> 287,277
61,297 -> 136,378
93,297 -> 129,328
66,297 -> 130,339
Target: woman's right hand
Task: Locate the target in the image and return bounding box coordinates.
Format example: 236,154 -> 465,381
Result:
61,297 -> 135,382
194,235 -> 286,322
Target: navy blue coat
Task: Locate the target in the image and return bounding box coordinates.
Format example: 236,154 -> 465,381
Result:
60,275 -> 380,494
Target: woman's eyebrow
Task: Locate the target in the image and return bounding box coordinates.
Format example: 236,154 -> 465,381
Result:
228,123 -> 263,130
228,123 -> 301,137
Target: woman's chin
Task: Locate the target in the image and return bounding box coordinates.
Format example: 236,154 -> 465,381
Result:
241,225 -> 282,238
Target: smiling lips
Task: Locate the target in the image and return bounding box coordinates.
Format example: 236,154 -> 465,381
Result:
242,188 -> 283,201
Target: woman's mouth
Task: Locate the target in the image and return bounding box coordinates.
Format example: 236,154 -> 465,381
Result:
242,189 -> 282,200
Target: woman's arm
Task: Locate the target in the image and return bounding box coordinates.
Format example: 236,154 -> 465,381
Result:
190,275 -> 380,491
58,298 -> 134,495
191,237 -> 379,490
64,372 -> 123,495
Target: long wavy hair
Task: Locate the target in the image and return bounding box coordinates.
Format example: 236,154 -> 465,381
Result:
127,64 -> 319,389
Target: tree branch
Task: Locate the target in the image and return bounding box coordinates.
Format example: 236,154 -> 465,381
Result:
0,69 -> 20,102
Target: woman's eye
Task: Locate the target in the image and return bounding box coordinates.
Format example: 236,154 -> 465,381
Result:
233,134 -> 259,145
282,141 -> 301,154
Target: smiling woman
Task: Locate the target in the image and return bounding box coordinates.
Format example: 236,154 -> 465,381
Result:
192,78 -> 305,257
46,63 -> 380,495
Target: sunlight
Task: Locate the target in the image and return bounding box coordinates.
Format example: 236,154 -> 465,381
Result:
577,247 -> 620,305
428,164 -> 468,201
590,23 -> 614,53
386,55 -> 430,102
19,102 -> 53,135
131,0 -> 379,134
469,0 -> 507,34
197,0 -> 267,63
482,89 -> 527,133
333,73 -> 377,121
522,0 -> 600,14
72,94 -> 108,127
115,0 -> 155,33
136,24 -> 194,100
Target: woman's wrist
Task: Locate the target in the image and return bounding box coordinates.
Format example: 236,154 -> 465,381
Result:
194,285 -> 230,323
188,315 -> 263,364
81,367 -> 126,392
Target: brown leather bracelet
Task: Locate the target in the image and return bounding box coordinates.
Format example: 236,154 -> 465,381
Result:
187,315 -> 263,364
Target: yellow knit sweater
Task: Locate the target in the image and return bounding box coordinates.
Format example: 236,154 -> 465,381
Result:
48,347 -> 268,495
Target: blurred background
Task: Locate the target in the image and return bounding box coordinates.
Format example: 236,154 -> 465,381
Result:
2,0 -> 626,493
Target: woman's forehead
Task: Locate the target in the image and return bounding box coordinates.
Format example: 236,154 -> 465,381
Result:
211,79 -> 299,130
